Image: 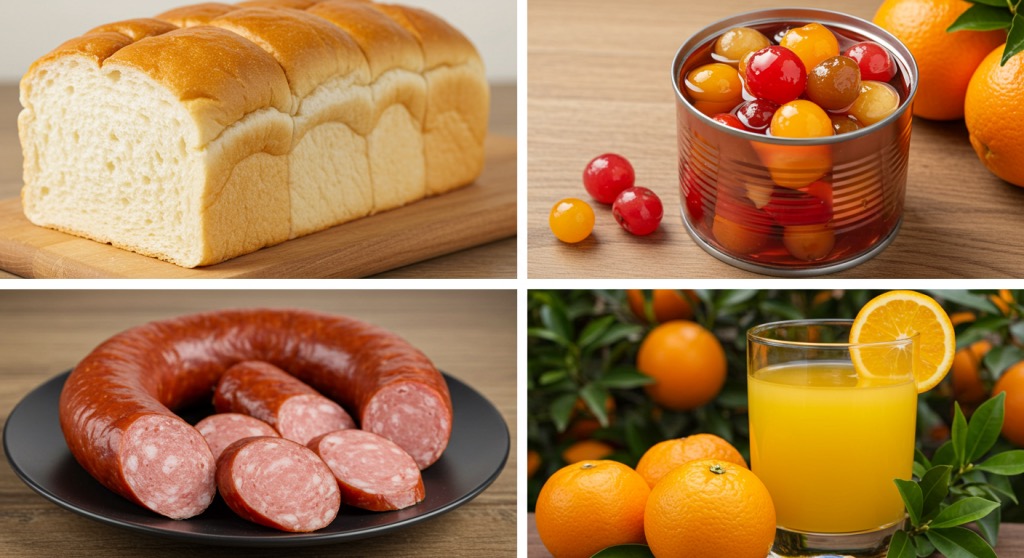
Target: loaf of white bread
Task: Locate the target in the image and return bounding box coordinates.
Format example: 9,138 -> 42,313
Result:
19,0 -> 489,267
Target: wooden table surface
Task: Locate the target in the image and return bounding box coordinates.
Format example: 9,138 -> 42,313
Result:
528,0 -> 1024,278
0,291 -> 515,556
527,513 -> 1024,557
0,83 -> 517,279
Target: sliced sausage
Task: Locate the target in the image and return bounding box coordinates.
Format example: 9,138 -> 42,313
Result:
116,414 -> 216,520
214,361 -> 355,445
58,309 -> 451,520
308,429 -> 425,511
217,436 -> 340,532
194,413 -> 279,461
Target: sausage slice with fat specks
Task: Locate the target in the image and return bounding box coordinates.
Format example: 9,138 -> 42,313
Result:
309,429 -> 425,511
217,436 -> 340,532
195,413 -> 279,461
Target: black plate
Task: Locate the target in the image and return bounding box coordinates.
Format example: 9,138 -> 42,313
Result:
3,371 -> 509,547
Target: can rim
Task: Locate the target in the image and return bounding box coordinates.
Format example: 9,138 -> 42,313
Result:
671,7 -> 920,146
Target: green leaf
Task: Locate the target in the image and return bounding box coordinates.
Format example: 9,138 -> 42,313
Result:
948,3 -> 1013,31
975,449 -> 1024,475
925,526 -> 997,558
1010,320 -> 1024,344
698,405 -> 733,441
541,304 -> 573,344
624,416 -> 650,460
965,392 -> 1006,462
887,530 -> 915,558
963,0 -> 1014,7
717,289 -> 758,309
894,479 -> 924,526
984,345 -> 1024,379
912,461 -> 928,480
579,383 -> 610,427
955,327 -> 991,350
597,366 -> 654,389
975,500 -> 1001,547
539,370 -> 568,386
577,315 -> 616,349
957,316 -> 1011,350
715,385 -> 748,408
929,497 -> 1000,529
915,447 -> 933,470
933,290 -> 1001,314
987,472 -> 1018,504
1002,12 -> 1024,66
920,465 -> 953,518
933,441 -> 957,467
758,298 -> 804,320
589,323 -> 644,350
527,327 -> 570,346
913,535 -> 935,557
590,544 -> 655,558
551,392 -> 577,433
952,403 -> 969,468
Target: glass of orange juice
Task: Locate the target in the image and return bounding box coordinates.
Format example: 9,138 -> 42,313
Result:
747,319 -> 918,557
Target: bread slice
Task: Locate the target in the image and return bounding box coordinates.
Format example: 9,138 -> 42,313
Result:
18,0 -> 488,267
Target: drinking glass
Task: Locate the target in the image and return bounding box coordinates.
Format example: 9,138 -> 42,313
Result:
747,319 -> 918,557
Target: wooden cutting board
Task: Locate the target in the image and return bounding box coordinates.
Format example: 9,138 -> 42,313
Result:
0,135 -> 515,278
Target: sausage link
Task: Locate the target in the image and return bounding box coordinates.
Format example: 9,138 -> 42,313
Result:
58,309 -> 452,519
214,360 -> 355,445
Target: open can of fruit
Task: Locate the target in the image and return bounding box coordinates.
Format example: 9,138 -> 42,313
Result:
672,8 -> 918,276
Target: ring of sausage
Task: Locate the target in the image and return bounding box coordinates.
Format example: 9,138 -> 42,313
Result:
58,308 -> 452,520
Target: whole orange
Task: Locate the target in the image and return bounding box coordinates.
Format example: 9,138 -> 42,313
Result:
951,340 -> 992,405
644,459 -> 776,558
873,0 -> 1005,120
993,361 -> 1024,447
637,320 -> 727,410
966,47 -> 1024,187
535,460 -> 650,558
627,290 -> 696,323
561,439 -> 614,464
636,433 -> 748,488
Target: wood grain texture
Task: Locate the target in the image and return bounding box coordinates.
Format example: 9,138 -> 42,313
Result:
527,513 -> 1024,557
0,291 -> 515,556
527,0 -> 1024,278
0,83 -> 517,278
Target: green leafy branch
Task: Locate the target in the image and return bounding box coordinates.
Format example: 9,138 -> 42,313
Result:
527,291 -> 651,433
888,393 -> 1024,557
948,0 -> 1024,65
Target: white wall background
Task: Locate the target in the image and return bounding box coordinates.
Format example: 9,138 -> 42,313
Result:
0,0 -> 516,82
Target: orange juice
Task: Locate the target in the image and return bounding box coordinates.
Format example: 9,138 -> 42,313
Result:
748,361 -> 916,533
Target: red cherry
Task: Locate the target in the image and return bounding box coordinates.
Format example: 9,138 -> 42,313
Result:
734,99 -> 780,131
745,46 -> 807,105
763,181 -> 833,226
583,153 -> 635,204
712,113 -> 748,130
844,42 -> 897,82
613,186 -> 664,235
